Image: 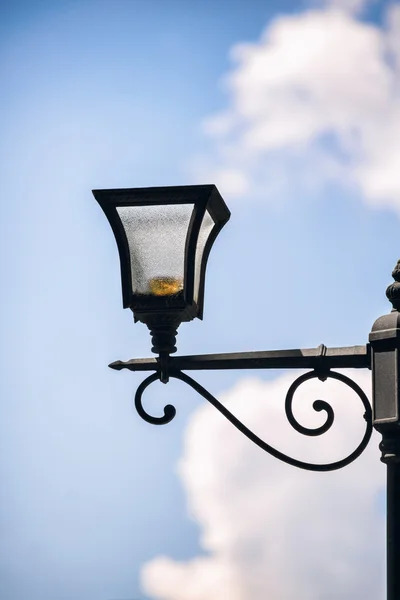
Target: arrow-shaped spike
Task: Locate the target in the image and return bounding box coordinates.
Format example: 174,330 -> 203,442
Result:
108,360 -> 125,370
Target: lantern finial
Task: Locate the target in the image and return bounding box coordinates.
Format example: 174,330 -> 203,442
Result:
386,260 -> 400,311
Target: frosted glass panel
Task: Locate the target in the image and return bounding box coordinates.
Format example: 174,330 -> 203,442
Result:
117,204 -> 194,295
194,210 -> 215,302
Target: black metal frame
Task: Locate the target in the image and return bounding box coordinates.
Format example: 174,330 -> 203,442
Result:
93,185 -> 230,322
111,343 -> 373,472
108,262 -> 400,600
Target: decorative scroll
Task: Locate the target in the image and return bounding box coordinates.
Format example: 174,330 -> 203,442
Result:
134,369 -> 373,472
134,373 -> 176,425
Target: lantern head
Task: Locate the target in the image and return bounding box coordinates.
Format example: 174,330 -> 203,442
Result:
93,185 -> 230,357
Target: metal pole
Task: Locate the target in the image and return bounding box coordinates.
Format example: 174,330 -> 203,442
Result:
369,261 -> 400,600
383,435 -> 400,600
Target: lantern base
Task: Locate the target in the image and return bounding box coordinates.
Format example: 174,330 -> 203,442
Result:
149,325 -> 178,356
148,324 -> 179,384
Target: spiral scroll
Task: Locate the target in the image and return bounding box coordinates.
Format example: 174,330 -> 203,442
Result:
134,373 -> 176,425
134,369 -> 373,472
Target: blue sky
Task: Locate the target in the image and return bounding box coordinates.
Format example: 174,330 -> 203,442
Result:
1,1 -> 399,599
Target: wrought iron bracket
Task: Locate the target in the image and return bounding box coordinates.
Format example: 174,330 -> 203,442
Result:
110,343 -> 373,472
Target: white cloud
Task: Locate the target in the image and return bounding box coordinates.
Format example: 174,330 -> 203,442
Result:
141,371 -> 385,600
193,4 -> 400,212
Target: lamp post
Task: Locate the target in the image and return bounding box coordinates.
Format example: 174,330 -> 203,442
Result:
94,185 -> 400,600
370,263 -> 400,600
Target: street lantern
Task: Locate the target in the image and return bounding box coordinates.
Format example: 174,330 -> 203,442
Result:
93,185 -> 230,379
95,183 -> 400,600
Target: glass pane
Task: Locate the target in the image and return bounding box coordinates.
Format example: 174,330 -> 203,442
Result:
117,204 -> 194,296
194,210 -> 215,303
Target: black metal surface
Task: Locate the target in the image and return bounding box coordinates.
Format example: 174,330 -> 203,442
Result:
182,194 -> 204,307
93,184 -> 227,207
148,325 -> 179,383
371,260 -> 400,600
379,430 -> 400,600
133,368 -> 373,472
370,310 -> 400,426
110,344 -> 370,372
387,462 -> 400,600
194,186 -> 231,320
93,189 -> 133,309
372,349 -> 399,424
285,371 -> 335,437
134,373 -> 176,424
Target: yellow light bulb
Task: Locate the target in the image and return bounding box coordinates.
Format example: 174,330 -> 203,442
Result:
149,276 -> 183,296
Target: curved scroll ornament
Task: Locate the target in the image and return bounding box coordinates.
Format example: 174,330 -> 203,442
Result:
134,370 -> 373,472
134,373 -> 177,425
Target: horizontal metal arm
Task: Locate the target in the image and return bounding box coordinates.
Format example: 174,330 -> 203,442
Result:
109,344 -> 370,372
